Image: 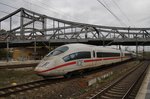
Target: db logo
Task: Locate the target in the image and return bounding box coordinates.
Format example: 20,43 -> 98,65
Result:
77,60 -> 83,66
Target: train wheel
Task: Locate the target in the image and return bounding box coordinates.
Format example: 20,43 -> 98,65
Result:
64,73 -> 72,78
80,72 -> 84,78
42,76 -> 50,79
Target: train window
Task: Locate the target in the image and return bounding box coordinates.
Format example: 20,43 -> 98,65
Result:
125,53 -> 131,56
51,50 -> 63,56
55,46 -> 69,52
46,46 -> 69,57
63,55 -> 71,62
97,52 -> 120,58
63,51 -> 91,62
63,53 -> 77,62
76,52 -> 91,59
70,53 -> 78,60
103,53 -> 120,57
97,52 -> 103,57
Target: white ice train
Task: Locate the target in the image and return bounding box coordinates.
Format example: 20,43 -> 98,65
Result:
34,43 -> 133,78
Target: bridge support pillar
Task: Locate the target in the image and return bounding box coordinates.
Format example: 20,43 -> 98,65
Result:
136,42 -> 138,59
6,38 -> 9,62
143,45 -> 145,60
20,9 -> 24,40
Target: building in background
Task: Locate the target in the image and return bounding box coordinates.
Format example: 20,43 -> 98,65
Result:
12,47 -> 49,61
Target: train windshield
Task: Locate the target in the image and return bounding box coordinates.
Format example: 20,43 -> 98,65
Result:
46,46 -> 69,57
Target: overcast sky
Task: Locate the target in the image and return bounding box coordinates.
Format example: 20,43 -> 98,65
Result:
0,0 -> 150,28
0,0 -> 150,51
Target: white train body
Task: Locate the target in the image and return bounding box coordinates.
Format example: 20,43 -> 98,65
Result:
34,43 -> 132,77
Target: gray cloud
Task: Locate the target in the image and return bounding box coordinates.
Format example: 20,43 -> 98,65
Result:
0,0 -> 150,27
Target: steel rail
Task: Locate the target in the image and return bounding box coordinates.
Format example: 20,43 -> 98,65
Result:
88,61 -> 149,99
0,60 -> 133,97
0,63 -> 38,69
0,78 -> 66,97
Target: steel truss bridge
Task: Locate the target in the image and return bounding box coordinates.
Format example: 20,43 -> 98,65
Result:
0,8 -> 150,48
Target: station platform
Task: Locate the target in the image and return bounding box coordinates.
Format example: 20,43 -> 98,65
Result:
0,60 -> 40,66
135,64 -> 150,99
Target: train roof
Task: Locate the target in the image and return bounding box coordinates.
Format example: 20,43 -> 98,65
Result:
60,43 -> 132,54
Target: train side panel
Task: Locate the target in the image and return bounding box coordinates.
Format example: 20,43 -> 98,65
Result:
34,43 -> 133,77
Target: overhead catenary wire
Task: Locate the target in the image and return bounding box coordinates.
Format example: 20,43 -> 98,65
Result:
101,0 -> 118,26
0,2 -> 18,9
101,0 -> 132,26
22,0 -> 58,15
0,0 -> 79,22
0,10 -> 11,15
22,0 -> 79,21
103,0 -> 129,26
97,0 -> 126,26
102,0 -> 111,10
0,2 -> 54,29
0,0 -> 129,27
36,0 -> 80,21
0,2 -> 20,19
0,2 -> 46,29
110,0 -> 130,22
35,0 -> 73,18
0,10 -> 20,18
96,0 -> 127,26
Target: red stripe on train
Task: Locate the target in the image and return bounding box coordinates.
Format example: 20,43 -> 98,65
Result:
36,57 -> 128,74
35,61 -> 76,74
84,58 -> 102,62
84,57 -> 122,62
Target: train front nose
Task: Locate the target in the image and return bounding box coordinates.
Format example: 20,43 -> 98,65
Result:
34,61 -> 55,76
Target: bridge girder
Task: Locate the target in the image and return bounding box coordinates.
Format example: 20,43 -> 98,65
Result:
0,7 -> 150,47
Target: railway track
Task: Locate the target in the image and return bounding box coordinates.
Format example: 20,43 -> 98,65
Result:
0,60 -> 141,98
0,63 -> 38,69
0,78 -> 66,97
86,61 -> 149,99
0,61 -> 131,98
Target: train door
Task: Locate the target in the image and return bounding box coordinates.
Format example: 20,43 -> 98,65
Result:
96,51 -> 103,66
120,50 -> 122,61
92,50 -> 96,66
76,51 -> 92,69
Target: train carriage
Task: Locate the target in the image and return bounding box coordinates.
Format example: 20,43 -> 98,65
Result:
34,43 -> 133,78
